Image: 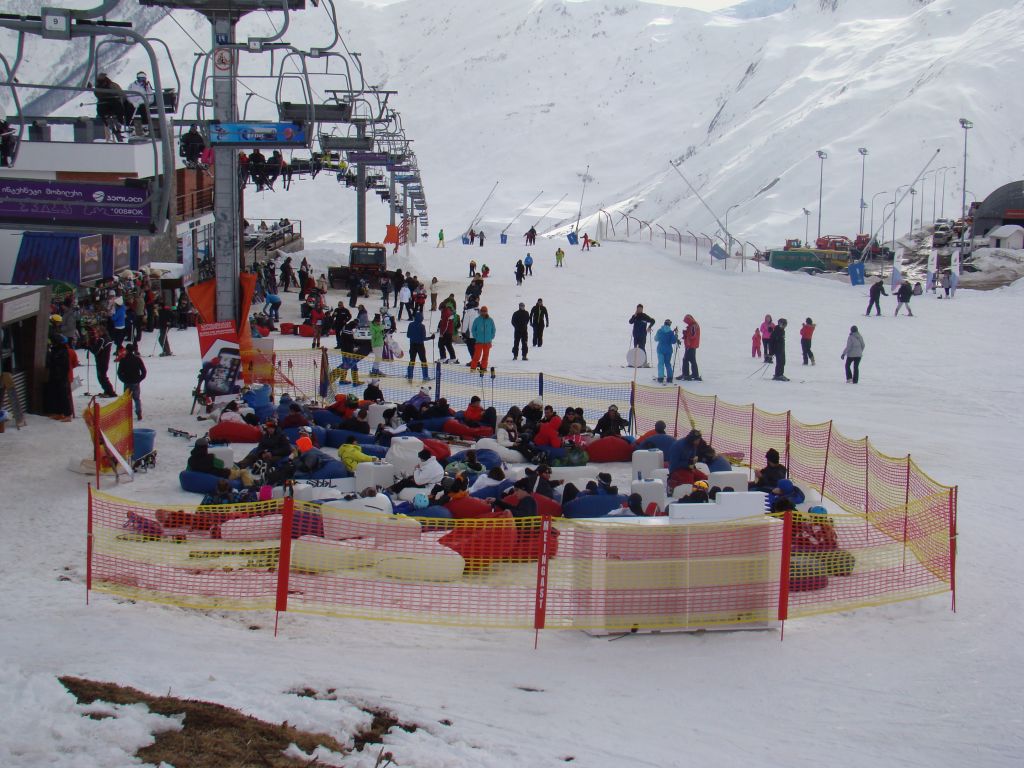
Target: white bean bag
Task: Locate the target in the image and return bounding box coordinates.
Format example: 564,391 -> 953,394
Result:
374,539 -> 465,582
385,436 -> 425,475
474,437 -> 525,464
290,536 -> 384,573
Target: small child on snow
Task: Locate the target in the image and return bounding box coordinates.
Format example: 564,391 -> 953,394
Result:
752,328 -> 762,358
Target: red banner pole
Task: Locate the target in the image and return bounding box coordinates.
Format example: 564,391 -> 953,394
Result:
864,439 -> 870,534
949,486 -> 958,613
901,454 -> 911,571
820,421 -> 833,500
777,510 -> 793,637
784,410 -> 792,474
86,483 -> 94,605
274,494 -> 296,636
533,515 -> 552,649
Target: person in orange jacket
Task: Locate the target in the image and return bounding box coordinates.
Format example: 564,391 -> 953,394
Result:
681,314 -> 702,382
800,317 -> 816,365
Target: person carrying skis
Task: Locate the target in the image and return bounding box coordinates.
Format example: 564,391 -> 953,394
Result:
524,253 -> 534,276
468,306 -> 496,372
530,299 -> 549,348
770,318 -> 789,381
800,318 -> 816,365
866,278 -> 887,316
681,314 -> 701,381
894,280 -> 914,316
629,304 -> 655,362
511,302 -> 530,361
654,320 -> 679,384
841,325 -> 865,383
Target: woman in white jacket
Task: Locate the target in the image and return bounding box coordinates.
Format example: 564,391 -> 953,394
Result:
841,325 -> 865,384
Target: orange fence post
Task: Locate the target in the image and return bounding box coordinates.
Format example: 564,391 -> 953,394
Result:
533,515 -> 552,648
902,454 -> 911,571
949,486 -> 958,613
274,495 -> 295,636
777,510 -> 793,635
86,483 -> 93,605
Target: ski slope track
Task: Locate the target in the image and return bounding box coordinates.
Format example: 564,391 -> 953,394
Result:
0,1 -> 1022,766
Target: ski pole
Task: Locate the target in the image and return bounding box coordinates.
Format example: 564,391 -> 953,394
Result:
745,362 -> 771,380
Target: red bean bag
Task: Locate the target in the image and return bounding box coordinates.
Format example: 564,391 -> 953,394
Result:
420,437 -> 452,462
442,418 -> 493,440
508,525 -> 560,561
531,493 -> 562,518
585,436 -> 634,463
439,510 -> 516,568
297,323 -> 315,338
444,496 -> 494,519
208,421 -> 262,443
280,322 -> 296,335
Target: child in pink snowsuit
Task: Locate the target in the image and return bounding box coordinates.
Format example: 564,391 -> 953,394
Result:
752,328 -> 762,358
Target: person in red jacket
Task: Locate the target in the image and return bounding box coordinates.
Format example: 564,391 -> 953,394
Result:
799,317 -> 816,366
681,314 -> 702,382
463,395 -> 485,426
752,327 -> 762,358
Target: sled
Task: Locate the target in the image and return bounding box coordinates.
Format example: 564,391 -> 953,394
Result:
625,348 -> 647,368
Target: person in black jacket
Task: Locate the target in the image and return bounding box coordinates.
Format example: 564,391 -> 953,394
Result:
179,124 -> 205,166
237,420 -> 293,468
865,278 -> 887,316
530,299 -> 549,348
629,304 -> 655,360
157,300 -> 174,356
594,404 -> 628,438
88,327 -> 117,397
770,318 -> 788,381
894,281 -> 914,317
511,302 -> 530,360
749,448 -> 787,491
116,343 -> 147,419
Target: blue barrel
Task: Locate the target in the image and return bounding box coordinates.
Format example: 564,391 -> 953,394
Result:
461,235 -> 470,245
500,233 -> 508,245
133,428 -> 156,460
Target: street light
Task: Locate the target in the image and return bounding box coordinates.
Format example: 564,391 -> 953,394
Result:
892,185 -> 909,252
870,190 -> 888,238
816,150 -> 828,241
959,118 -> 973,218
858,147 -> 868,233
725,203 -> 740,257
939,166 -> 954,219
802,207 -> 811,245
908,187 -> 917,236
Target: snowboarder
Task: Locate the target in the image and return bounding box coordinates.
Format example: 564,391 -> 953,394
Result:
894,281 -> 914,316
629,304 -> 655,363
524,253 -> 534,275
681,314 -> 701,381
841,325 -> 864,383
800,318 -> 816,365
770,318 -> 788,381
511,302 -> 530,360
654,320 -> 679,384
530,299 -> 549,347
866,278 -> 887,316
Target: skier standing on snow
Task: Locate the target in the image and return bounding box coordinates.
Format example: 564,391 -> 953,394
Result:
437,304 -> 459,364
654,320 -> 679,384
866,278 -> 887,316
524,253 -> 534,276
478,230 -> 486,246
752,327 -> 762,358
841,325 -> 865,383
555,247 -> 565,267
515,259 -> 526,286
405,311 -> 434,382
511,302 -> 530,361
629,304 -> 655,363
770,318 -> 789,381
800,318 -> 816,365
469,306 -> 496,371
581,232 -> 592,251
437,228 -> 445,248
530,299 -> 549,348
681,314 -> 702,381
759,314 -> 775,361
894,281 -> 914,316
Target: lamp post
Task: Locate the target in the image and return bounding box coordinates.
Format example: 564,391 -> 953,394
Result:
908,187 -> 917,237
858,147 -> 868,233
939,166 -> 953,219
870,190 -> 888,239
816,149 -> 828,241
959,118 -> 973,219
802,207 -> 811,245
892,185 -> 909,252
725,203 -> 740,257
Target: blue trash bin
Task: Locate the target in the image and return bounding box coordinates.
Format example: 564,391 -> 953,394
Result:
461,235 -> 470,245
133,428 -> 156,460
500,233 -> 508,245
567,232 -> 579,245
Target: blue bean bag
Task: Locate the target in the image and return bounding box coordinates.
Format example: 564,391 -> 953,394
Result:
635,433 -> 675,454
311,408 -> 343,427
418,416 -> 451,432
242,385 -> 272,408
562,494 -> 629,519
179,470 -> 242,495
362,444 -> 388,458
530,443 -> 567,462
253,403 -> 277,422
411,505 -> 452,520
296,460 -> 350,480
322,428 -> 376,448
282,425 -> 327,445
707,455 -> 732,473
276,396 -> 296,420
446,448 -> 502,471
470,479 -> 515,499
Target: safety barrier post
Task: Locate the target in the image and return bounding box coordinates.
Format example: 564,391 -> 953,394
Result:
673,386 -> 681,438
434,360 -> 442,399
949,486 -> 958,612
709,396 -> 718,446
784,411 -> 792,472
901,454 -> 911,571
274,495 -> 295,636
747,404 -> 755,473
628,381 -> 637,436
777,510 -> 793,638
92,399 -> 102,489
820,421 -> 833,499
864,439 -> 871,535
538,372 -> 544,400
86,484 -> 93,605
533,515 -> 552,649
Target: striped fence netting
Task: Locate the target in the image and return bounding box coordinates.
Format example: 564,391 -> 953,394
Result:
82,392 -> 135,486
90,361 -> 956,631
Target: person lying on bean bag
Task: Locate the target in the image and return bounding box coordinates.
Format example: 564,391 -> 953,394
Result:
338,435 -> 376,472
188,437 -> 256,486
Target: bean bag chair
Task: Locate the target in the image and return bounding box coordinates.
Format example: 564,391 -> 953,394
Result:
297,460 -> 350,481
446,448 -> 502,471
311,408 -> 343,427
375,540 -> 466,582
419,437 -> 452,462
635,433 -> 675,454
585,436 -> 634,463
291,509 -> 324,538
469,479 -> 514,500
439,509 -> 516,568
361,444 -> 388,458
208,421 -> 261,443
283,425 -> 327,445
280,322 -> 296,335
531,492 -> 563,518
322,428 -> 376,448
220,514 -> 282,541
707,455 -> 732,473
242,385 -> 272,408
418,416 -> 451,432
410,505 -> 452,520
475,437 -> 527,464
442,418 -> 493,440
290,537 -> 385,573
562,493 -> 629,519
253,403 -> 277,422
667,466 -> 709,492
508,525 -> 560,561
386,436 -> 425,474
179,470 -> 243,495
530,443 -> 567,463
444,496 -> 495,519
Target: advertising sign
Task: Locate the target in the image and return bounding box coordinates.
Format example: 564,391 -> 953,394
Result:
79,234 -> 103,283
112,234 -> 131,272
197,320 -> 242,402
0,178 -> 151,232
181,228 -> 195,286
208,121 -> 308,148
138,236 -> 152,268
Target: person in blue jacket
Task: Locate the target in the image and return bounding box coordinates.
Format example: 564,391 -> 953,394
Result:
405,311 -> 434,381
524,252 -> 534,276
469,306 -> 496,371
769,478 -> 805,511
654,319 -> 679,383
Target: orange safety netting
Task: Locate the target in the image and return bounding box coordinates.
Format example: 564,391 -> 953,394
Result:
82,392 -> 134,485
